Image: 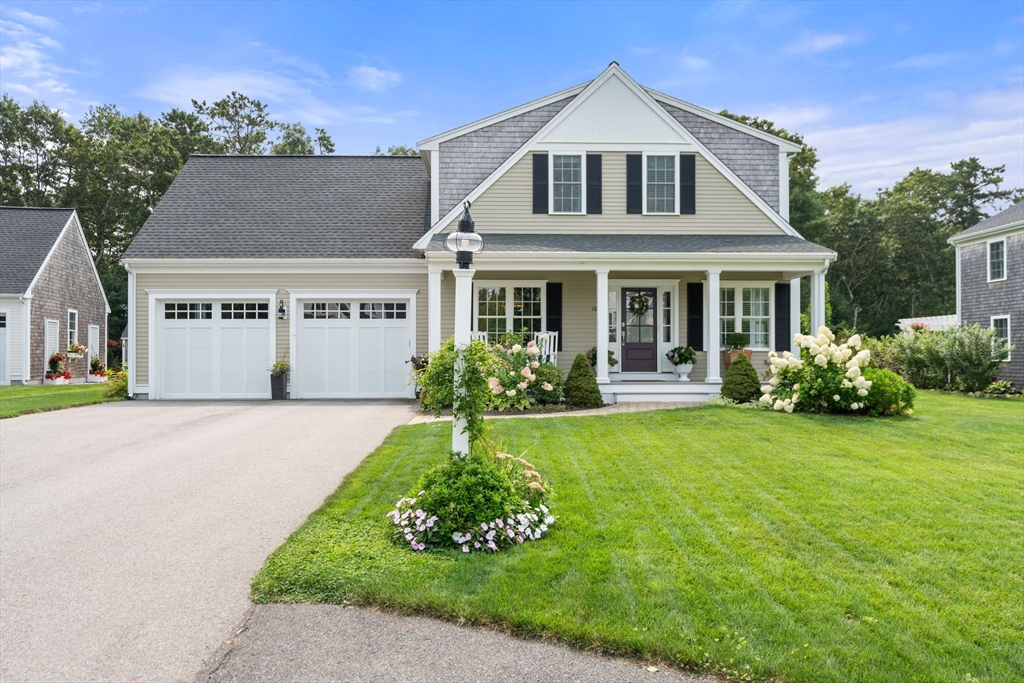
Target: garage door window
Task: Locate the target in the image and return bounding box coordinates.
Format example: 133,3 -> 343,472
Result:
360,302 -> 406,319
303,302 -> 350,319
164,303 -> 212,319
221,302 -> 269,319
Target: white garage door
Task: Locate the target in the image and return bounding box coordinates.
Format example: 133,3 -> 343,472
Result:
296,300 -> 411,398
158,301 -> 271,399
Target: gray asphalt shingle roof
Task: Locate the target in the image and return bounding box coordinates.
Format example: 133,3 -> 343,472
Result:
0,207 -> 74,294
426,232 -> 835,255
954,200 -> 1024,238
122,155 -> 430,259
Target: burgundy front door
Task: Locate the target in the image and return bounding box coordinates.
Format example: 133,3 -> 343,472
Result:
621,288 -> 658,372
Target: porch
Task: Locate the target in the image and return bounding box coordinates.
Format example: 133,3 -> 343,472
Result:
425,234 -> 832,404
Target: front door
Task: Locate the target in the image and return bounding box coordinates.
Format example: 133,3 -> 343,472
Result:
621,288 -> 658,372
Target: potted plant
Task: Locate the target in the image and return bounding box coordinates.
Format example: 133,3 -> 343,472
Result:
67,342 -> 87,358
87,355 -> 107,383
44,352 -> 71,385
585,346 -> 618,371
665,346 -> 697,381
270,361 -> 289,400
723,333 -> 751,371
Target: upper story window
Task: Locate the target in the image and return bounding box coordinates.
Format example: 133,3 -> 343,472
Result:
551,155 -> 582,213
646,155 -> 676,214
988,240 -> 1005,282
67,310 -> 78,345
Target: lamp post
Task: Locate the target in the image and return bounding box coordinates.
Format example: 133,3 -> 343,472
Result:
444,202 -> 484,456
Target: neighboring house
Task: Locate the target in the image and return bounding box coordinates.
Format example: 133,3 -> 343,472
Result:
949,200 -> 1023,388
0,207 -> 110,385
121,63 -> 835,402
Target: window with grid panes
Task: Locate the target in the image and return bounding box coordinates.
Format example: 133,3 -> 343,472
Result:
476,287 -> 506,341
646,155 -> 675,213
512,287 -> 543,335
164,303 -> 212,319
719,288 -> 736,346
221,302 -> 269,319
552,155 -> 582,213
742,287 -> 770,348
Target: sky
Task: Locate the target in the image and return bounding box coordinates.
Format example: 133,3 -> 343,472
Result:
2,0 -> 1022,198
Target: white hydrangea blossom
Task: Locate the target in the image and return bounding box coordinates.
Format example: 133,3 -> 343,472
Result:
766,326 -> 874,415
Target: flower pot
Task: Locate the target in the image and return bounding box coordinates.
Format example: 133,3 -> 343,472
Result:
722,349 -> 753,372
67,353 -> 83,359
87,373 -> 107,383
271,373 -> 287,400
44,377 -> 69,386
673,363 -> 694,382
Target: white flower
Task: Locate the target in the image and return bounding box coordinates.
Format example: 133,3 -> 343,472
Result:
814,354 -> 828,367
850,402 -> 859,410
841,347 -> 853,360
769,375 -> 780,386
854,350 -> 871,366
542,382 -> 553,391
759,393 -> 773,404
801,336 -> 814,349
846,366 -> 861,379
858,388 -> 868,397
853,376 -> 867,389
810,343 -> 821,355
863,380 -> 873,389
511,344 -> 522,353
818,326 -> 835,342
816,334 -> 830,347
792,393 -> 800,403
774,399 -> 784,411
833,395 -> 841,401
841,379 -> 852,388
793,383 -> 800,391
784,403 -> 794,413
506,389 -> 516,397
847,334 -> 861,349
761,385 -> 773,394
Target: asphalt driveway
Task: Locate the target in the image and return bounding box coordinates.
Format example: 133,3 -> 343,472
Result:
0,399 -> 416,683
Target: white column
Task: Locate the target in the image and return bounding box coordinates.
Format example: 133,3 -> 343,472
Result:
790,277 -> 801,353
428,267 -> 442,351
706,269 -> 722,384
451,268 -> 475,456
595,268 -> 610,384
810,269 -> 826,333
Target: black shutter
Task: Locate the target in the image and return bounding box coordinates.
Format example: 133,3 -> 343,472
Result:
532,153 -> 548,214
687,282 -> 704,351
586,154 -> 602,214
626,154 -> 642,214
546,282 -> 562,351
679,154 -> 696,215
775,283 -> 791,352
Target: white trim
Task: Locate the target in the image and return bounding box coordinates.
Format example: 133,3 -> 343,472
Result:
991,315 -> 1011,362
417,82 -> 589,148
705,269 -> 722,384
429,149 -> 440,225
955,245 -> 961,324
121,258 -> 427,275
548,151 -> 586,215
43,318 -> 59,368
126,265 -> 136,396
26,212 -> 111,314
288,288 -> 418,399
0,306 -> 10,386
987,238 -> 1007,283
641,152 -> 680,216
643,87 -> 804,153
948,219 -> 1024,246
147,289 -> 277,400
428,268 -> 442,351
718,281 -> 775,351
779,152 -> 791,221
67,309 -> 78,347
425,249 -> 834,272
88,324 -> 100,366
23,296 -> 31,383
789,277 -> 801,353
471,280 -> 546,339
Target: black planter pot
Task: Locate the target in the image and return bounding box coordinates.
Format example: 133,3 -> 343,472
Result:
271,373 -> 287,400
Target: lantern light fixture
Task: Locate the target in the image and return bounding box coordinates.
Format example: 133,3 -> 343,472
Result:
443,201 -> 483,269
277,299 -> 287,319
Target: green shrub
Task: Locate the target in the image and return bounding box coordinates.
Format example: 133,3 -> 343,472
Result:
105,369 -> 128,398
862,367 -> 915,416
721,353 -> 760,402
564,353 -> 604,408
530,362 -> 564,405
725,333 -> 750,351
865,326 -> 1010,392
984,380 -> 1015,395
585,346 -> 618,368
412,452 -> 520,541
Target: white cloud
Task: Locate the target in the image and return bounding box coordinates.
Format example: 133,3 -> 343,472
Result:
785,32 -> 859,55
681,56 -> 711,71
806,88 -> 1024,195
754,104 -> 832,128
887,53 -> 963,69
345,65 -> 402,92
0,12 -> 75,97
7,8 -> 61,30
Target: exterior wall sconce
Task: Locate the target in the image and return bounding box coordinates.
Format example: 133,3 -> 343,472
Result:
277,300 -> 287,319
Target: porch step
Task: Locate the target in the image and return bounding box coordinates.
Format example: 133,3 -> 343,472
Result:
599,381 -> 722,404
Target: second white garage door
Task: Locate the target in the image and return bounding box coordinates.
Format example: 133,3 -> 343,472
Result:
296,300 -> 411,398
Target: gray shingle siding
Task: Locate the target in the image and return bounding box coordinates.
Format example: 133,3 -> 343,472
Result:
438,97 -> 574,217
959,233 -> 1024,387
0,207 -> 75,293
656,102 -> 780,212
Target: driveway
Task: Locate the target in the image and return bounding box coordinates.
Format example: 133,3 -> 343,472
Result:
0,399 -> 416,683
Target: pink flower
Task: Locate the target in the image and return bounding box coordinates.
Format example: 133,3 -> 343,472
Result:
487,540 -> 498,551
531,361 -> 539,369
542,382 -> 553,391
487,377 -> 501,390
520,366 -> 532,378
462,545 -> 469,553
518,381 -> 528,390
527,339 -> 537,347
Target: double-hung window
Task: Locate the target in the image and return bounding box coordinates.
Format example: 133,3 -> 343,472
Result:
646,155 -> 676,214
992,316 -> 1011,361
988,240 -> 1005,282
551,155 -> 582,213
475,284 -> 544,342
67,310 -> 78,346
720,286 -> 771,349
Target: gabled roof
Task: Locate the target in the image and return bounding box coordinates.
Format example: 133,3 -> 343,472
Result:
950,201 -> 1024,243
0,207 -> 75,294
122,155 -> 430,260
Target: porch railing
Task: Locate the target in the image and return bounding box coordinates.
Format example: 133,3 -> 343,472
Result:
468,331 -> 558,365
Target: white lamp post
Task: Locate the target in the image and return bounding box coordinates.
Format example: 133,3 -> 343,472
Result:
444,202 -> 484,456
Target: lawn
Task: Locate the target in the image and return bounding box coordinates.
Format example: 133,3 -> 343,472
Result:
0,383 -> 118,418
252,392 -> 1024,683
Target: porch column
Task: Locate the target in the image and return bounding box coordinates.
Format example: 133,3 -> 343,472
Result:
790,277 -> 801,353
810,268 -> 826,333
706,269 -> 722,384
428,267 -> 442,351
452,267 -> 476,456
595,267 -> 610,384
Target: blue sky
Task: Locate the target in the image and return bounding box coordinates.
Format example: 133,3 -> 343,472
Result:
2,0 -> 1022,197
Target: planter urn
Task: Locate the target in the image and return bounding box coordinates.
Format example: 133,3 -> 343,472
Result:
271,373 -> 287,400
44,377 -> 69,386
673,363 -> 694,382
87,373 -> 107,383
722,349 -> 753,372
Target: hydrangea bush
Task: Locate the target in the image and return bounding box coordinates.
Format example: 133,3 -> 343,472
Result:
760,326 -> 874,414
487,337 -> 557,410
386,449 -> 555,553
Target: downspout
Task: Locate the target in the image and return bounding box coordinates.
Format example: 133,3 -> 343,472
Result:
19,294 -> 31,384
124,262 -> 136,398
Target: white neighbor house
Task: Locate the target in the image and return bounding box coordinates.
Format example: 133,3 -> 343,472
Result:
121,63 -> 835,403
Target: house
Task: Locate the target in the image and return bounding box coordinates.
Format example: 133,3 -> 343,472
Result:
0,207 -> 110,385
121,63 -> 835,402
949,200 -> 1023,387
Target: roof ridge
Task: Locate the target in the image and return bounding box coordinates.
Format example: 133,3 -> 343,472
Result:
0,206 -> 75,211
187,154 -> 422,159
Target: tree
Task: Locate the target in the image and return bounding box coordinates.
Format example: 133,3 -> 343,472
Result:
314,128 -> 335,154
374,144 -> 419,156
158,108 -> 221,161
943,158 -> 1022,233
191,92 -> 277,154
271,123 -> 314,155
0,95 -> 80,207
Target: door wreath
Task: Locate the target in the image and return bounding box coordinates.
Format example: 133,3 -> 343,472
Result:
627,293 -> 651,318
